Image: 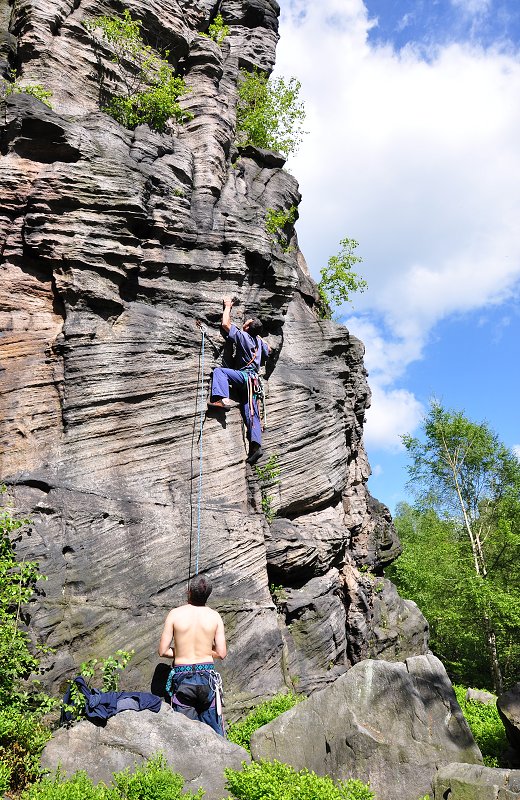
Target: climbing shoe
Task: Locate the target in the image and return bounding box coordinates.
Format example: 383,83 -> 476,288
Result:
246,445 -> 263,465
207,399 -> 233,412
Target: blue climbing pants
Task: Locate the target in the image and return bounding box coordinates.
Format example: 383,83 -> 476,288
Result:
211,367 -> 262,446
166,664 -> 224,736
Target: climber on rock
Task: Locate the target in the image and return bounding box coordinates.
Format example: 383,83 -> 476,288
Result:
207,296 -> 270,466
158,574 -> 226,736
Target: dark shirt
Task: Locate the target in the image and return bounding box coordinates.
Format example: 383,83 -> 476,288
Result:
228,324 -> 269,372
61,676 -> 162,725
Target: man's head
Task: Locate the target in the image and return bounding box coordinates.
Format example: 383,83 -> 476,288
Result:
188,575 -> 213,606
242,317 -> 263,337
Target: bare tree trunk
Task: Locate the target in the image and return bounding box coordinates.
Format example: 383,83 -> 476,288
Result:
443,438 -> 504,693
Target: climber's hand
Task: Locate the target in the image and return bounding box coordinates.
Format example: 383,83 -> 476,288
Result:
223,296 -> 233,308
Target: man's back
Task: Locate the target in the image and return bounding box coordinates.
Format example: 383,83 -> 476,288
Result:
170,604 -> 220,664
158,601 -> 226,665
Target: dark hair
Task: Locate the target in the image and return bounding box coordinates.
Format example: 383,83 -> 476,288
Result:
247,317 -> 263,337
189,575 -> 213,606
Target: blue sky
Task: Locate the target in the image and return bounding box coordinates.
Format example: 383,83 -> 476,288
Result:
275,0 -> 520,513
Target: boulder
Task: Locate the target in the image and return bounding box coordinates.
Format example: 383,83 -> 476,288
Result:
41,703 -> 249,799
250,655 -> 482,800
433,763 -> 520,800
466,688 -> 497,706
498,684 -> 520,754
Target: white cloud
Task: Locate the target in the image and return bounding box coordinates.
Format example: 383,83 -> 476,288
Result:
513,445 -> 520,460
276,0 -> 520,450
364,384 -> 424,451
450,0 -> 492,16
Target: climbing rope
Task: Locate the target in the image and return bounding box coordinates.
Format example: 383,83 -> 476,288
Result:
195,322 -> 206,575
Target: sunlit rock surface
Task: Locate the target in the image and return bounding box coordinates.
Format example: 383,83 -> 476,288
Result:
0,0 -> 428,711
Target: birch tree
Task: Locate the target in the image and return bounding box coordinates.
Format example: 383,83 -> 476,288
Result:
402,401 -> 520,693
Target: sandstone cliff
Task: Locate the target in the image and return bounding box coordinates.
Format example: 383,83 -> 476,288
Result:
0,0 -> 428,713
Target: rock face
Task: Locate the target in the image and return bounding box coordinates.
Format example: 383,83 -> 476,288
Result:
433,763 -> 520,800
41,703 -> 249,799
0,0 -> 428,708
250,655 -> 482,800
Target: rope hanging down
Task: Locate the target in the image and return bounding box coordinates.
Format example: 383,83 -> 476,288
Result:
195,323 -> 206,575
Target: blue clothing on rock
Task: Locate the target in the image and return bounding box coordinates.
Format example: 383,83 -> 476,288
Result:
61,676 -> 162,725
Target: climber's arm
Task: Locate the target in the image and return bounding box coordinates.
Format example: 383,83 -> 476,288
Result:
221,296 -> 234,334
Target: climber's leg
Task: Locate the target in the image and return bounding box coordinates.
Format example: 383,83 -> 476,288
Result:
208,368 -> 245,410
242,394 -> 263,465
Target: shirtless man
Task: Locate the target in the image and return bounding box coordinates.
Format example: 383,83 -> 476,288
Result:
158,575 -> 227,735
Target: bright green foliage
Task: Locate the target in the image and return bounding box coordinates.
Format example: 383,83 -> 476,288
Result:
226,692 -> 303,752
453,685 -> 507,767
112,754 -> 204,799
21,755 -> 204,799
0,708 -> 51,792
317,238 -> 367,319
265,206 -> 297,253
201,13 -> 229,45
0,488 -> 54,793
65,649 -> 134,719
388,502 -> 520,689
398,402 -> 520,692
0,488 -> 48,709
1,70 -> 52,107
254,454 -> 281,524
85,10 -> 192,131
20,770 -> 116,799
224,760 -> 374,800
236,69 -> 306,157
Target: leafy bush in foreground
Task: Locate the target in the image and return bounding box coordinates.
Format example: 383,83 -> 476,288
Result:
0,487 -> 54,793
454,685 -> 507,767
224,760 -> 374,800
20,754 -> 204,800
227,692 -> 304,752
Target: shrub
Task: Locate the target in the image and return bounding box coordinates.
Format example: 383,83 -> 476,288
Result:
236,69 -> 305,157
224,760 -> 374,800
201,13 -> 229,46
317,238 -> 367,319
265,207 -> 297,253
85,10 -> 192,131
0,707 -> 51,792
254,454 -> 281,524
64,649 -> 134,720
0,70 -> 52,107
20,755 -> 204,799
0,487 -> 55,793
112,754 -> 204,799
20,770 -> 117,799
453,685 -> 507,767
227,691 -> 303,752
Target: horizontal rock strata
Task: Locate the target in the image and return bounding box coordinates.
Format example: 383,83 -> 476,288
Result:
1,0 -> 428,709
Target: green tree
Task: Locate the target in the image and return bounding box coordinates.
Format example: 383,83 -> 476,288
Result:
400,402 -> 520,692
317,238 -> 367,319
235,69 -> 306,157
85,10 -> 192,131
